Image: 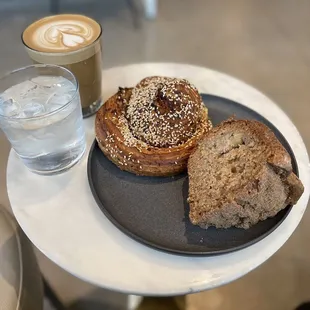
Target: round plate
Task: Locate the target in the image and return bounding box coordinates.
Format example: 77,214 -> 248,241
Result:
87,94 -> 298,255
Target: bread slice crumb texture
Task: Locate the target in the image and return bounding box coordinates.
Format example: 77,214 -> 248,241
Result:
188,119 -> 304,229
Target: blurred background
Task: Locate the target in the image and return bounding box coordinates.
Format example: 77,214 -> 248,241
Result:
0,0 -> 310,309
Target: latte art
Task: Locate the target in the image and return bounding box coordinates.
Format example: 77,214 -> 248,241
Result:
23,14 -> 101,53
40,21 -> 94,50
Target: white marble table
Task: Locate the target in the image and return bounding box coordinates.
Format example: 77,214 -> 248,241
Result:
7,63 -> 310,296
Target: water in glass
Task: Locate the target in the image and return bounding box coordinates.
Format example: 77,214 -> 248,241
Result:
0,75 -> 85,174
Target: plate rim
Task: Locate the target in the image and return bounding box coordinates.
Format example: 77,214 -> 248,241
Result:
87,94 -> 298,256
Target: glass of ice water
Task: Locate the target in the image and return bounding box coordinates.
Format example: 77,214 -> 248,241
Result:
0,64 -> 86,175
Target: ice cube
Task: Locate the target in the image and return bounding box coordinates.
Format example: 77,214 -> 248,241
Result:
31,76 -> 70,89
0,96 -> 20,117
54,78 -> 75,89
45,90 -> 76,113
19,102 -> 45,118
31,76 -> 57,88
4,81 -> 38,100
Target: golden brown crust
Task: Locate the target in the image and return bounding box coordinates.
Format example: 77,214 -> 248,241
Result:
207,118 -> 292,169
95,87 -> 211,176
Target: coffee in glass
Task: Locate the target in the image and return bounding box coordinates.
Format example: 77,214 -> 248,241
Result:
22,14 -> 102,117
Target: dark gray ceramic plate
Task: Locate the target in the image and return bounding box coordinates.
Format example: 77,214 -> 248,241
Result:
87,94 -> 298,255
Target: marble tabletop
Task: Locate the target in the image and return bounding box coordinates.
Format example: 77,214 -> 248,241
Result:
7,63 -> 310,296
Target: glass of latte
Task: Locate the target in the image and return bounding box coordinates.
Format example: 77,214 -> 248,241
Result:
22,14 -> 102,118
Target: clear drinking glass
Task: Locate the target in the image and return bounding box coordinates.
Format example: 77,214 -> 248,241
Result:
0,64 -> 86,175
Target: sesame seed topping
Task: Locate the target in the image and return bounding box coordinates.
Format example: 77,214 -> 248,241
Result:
125,76 -> 203,147
99,78 -> 213,172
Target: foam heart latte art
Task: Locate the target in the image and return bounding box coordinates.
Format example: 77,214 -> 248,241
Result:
23,14 -> 101,53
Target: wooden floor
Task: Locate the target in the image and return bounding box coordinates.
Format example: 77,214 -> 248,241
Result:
0,0 -> 310,309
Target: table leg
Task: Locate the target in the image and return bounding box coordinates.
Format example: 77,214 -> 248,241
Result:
43,277 -> 65,310
126,0 -> 142,28
142,0 -> 157,19
135,296 -> 186,310
128,295 -> 144,309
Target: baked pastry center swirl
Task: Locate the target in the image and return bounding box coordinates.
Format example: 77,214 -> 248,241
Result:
95,76 -> 212,176
126,77 -> 202,147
